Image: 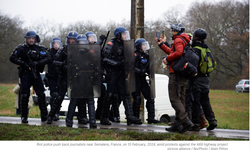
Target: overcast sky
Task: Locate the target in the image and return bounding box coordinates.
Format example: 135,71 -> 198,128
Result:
0,0 -> 241,28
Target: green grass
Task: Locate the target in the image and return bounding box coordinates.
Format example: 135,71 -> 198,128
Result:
0,83 -> 41,118
209,90 -> 249,130
0,123 -> 243,140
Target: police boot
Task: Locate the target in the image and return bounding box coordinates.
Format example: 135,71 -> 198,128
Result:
88,98 -> 97,129
146,99 -> 160,124
200,114 -> 208,129
132,96 -> 141,118
47,94 -> 63,124
95,97 -> 104,120
121,95 -> 142,126
96,84 -> 106,120
53,108 -> 60,121
20,93 -> 29,123
100,93 -> 112,125
52,92 -> 60,121
37,93 -> 48,122
165,120 -> 182,132
111,94 -> 120,123
65,98 -> 78,127
78,98 -> 88,125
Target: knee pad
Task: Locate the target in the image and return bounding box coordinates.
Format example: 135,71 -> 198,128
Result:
22,93 -> 30,100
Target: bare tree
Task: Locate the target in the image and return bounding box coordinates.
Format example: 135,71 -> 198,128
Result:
185,0 -> 249,89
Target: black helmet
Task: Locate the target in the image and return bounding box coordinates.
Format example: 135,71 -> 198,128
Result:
170,23 -> 185,34
135,38 -> 150,51
65,31 -> 78,45
193,28 -> 207,41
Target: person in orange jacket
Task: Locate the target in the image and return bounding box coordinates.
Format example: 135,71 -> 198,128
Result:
156,23 -> 193,133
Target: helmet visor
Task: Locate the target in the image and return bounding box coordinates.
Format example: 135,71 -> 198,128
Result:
50,40 -> 62,49
87,34 -> 97,44
141,41 -> 150,51
77,40 -> 89,44
121,31 -> 130,41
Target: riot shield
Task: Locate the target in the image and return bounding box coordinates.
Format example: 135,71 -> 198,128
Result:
67,44 -> 101,98
123,40 -> 136,93
148,48 -> 156,99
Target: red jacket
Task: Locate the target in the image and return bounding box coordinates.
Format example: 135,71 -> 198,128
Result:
159,33 -> 190,73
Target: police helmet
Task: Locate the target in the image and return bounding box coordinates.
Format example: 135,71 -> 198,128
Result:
135,38 -> 150,51
114,27 -> 130,41
50,37 -> 62,49
24,31 -> 39,45
170,23 -> 185,34
76,34 -> 89,44
85,31 -> 97,43
193,28 -> 207,41
65,31 -> 78,45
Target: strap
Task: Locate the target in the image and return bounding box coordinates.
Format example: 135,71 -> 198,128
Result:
173,37 -> 188,52
178,37 -> 188,46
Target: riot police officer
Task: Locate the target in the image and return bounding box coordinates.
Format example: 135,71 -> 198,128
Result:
66,34 -> 97,128
45,37 -> 62,123
10,31 -> 49,123
47,31 -> 78,125
132,38 -> 160,124
85,31 -> 117,122
101,27 -> 142,125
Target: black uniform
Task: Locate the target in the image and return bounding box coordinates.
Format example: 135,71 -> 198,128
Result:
46,48 -> 60,122
46,46 -> 68,124
190,42 -> 217,130
57,44 -> 96,128
132,49 -> 160,124
10,44 -> 49,123
101,38 -> 142,125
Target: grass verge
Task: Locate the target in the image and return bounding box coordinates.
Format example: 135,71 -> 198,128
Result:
0,123 -> 245,140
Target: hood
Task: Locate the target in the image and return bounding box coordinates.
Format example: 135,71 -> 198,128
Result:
173,33 -> 190,44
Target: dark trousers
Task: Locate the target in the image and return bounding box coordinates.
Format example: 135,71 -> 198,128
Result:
191,77 -> 216,126
168,73 -> 188,124
20,71 -> 47,120
132,76 -> 155,119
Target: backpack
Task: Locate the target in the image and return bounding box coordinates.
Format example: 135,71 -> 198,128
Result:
172,38 -> 200,77
193,46 -> 217,74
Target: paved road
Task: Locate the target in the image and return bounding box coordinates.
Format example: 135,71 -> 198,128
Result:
0,116 -> 249,139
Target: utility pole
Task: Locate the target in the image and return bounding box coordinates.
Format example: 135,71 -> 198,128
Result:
131,0 -> 144,40
131,0 -> 145,121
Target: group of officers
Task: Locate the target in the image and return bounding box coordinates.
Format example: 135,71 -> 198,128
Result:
9,23 -> 217,133
9,27 -> 160,129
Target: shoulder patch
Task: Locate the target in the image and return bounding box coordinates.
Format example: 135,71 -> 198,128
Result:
40,51 -> 46,55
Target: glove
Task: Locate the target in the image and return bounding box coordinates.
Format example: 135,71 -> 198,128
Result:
141,68 -> 146,74
53,60 -> 63,67
99,35 -> 106,41
22,62 -> 30,70
135,67 -> 141,73
29,61 -> 39,67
